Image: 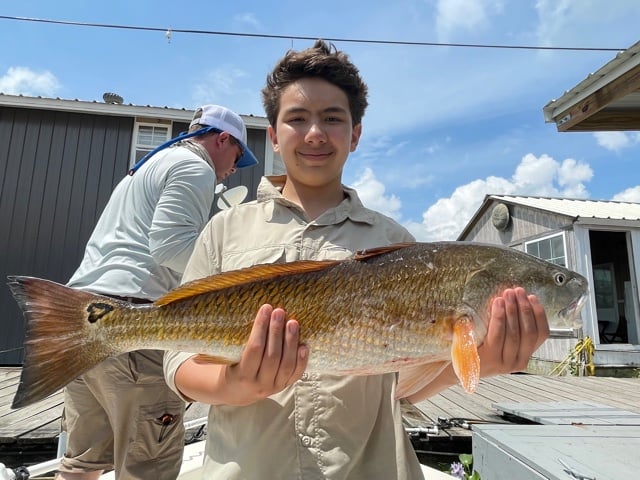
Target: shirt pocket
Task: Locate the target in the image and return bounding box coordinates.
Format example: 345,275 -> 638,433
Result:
221,246 -> 288,271
313,245 -> 354,261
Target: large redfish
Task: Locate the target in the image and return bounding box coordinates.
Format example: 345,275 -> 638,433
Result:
7,242 -> 588,408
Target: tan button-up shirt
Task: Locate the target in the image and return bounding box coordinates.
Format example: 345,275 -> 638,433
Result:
164,176 -> 424,479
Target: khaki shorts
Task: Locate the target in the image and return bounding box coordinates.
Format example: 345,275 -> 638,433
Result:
59,350 -> 186,479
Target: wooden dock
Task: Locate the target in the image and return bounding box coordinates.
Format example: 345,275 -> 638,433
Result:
2,367 -> 640,470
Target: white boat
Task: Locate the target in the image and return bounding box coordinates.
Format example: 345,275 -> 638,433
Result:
99,439 -> 455,480
1,437 -> 455,479
0,443 -> 455,480
0,416 -> 456,479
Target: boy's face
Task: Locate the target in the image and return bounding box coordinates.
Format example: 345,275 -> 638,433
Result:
268,77 -> 362,188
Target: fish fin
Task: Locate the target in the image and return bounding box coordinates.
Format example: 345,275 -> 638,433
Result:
451,316 -> 480,394
193,354 -> 236,365
155,260 -> 341,307
395,361 -> 451,400
353,242 -> 415,261
6,276 -> 122,409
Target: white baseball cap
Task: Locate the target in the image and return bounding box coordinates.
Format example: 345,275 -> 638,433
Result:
190,104 -> 258,168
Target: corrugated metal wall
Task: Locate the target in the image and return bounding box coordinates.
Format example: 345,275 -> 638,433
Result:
0,107 -> 134,364
0,106 -> 266,365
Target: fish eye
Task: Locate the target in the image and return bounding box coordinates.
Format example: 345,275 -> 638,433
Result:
554,272 -> 566,286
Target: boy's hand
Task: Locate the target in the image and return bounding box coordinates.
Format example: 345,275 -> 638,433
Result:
405,287 -> 549,402
223,304 -> 309,405
478,287 -> 550,377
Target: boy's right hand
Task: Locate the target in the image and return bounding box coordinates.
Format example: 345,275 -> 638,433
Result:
221,304 -> 308,405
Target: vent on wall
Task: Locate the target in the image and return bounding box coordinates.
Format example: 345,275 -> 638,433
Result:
491,203 -> 511,231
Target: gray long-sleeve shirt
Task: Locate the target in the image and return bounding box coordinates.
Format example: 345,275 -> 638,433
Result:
68,142 -> 216,300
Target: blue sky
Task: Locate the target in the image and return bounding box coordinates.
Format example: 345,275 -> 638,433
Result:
1,1 -> 640,241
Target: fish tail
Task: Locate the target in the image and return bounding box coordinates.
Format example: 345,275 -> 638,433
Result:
7,276 -> 121,408
451,316 -> 480,393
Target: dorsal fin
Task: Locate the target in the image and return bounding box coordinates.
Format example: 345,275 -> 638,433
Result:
354,242 -> 415,261
154,259 -> 341,306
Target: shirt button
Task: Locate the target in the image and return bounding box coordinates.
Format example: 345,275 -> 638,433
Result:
301,435 -> 312,447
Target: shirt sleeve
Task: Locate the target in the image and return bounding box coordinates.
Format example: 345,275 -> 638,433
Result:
149,158 -> 216,274
163,350 -> 197,401
163,213 -> 222,397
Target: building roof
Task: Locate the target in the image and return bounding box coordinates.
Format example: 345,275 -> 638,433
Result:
542,38 -> 640,132
0,92 -> 269,128
488,195 -> 640,221
458,194 -> 640,240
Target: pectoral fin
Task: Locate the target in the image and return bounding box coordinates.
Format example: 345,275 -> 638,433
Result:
451,316 -> 480,393
395,360 -> 450,400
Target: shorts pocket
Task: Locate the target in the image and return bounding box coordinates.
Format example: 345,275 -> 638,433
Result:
129,400 -> 186,462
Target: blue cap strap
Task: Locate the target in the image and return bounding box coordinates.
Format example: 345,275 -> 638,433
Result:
128,126 -> 221,175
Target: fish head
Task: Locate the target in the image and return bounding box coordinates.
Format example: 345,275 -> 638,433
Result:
462,245 -> 589,332
514,263 -> 588,328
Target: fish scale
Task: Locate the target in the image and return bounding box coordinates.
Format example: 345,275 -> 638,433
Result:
7,241 -> 588,408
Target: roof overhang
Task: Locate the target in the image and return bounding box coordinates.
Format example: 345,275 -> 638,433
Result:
0,93 -> 269,128
574,217 -> 640,228
542,40 -> 640,132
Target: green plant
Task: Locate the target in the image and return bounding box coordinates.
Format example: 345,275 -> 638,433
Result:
448,453 -> 481,479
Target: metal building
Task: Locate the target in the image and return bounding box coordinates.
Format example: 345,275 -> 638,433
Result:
0,93 -> 273,364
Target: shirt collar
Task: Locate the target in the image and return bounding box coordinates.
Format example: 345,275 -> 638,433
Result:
178,140 -> 215,171
257,175 -> 377,226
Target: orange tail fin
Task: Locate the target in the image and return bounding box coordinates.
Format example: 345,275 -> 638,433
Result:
450,316 -> 480,393
7,276 -> 122,408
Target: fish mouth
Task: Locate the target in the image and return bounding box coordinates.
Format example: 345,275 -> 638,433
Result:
558,294 -> 588,327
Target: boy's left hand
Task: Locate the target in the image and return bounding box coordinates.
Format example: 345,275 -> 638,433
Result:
478,287 -> 550,377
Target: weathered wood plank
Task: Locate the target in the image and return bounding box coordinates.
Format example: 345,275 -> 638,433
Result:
0,392 -> 63,422
562,376 -> 640,402
520,375 -> 640,411
493,400 -> 640,425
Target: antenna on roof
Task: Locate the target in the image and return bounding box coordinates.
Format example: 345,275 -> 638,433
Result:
103,92 -> 124,104
216,185 -> 248,210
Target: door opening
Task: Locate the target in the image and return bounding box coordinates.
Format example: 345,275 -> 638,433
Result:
589,230 -> 638,344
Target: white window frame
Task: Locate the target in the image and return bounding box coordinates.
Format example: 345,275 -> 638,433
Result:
524,231 -> 567,267
130,121 -> 172,167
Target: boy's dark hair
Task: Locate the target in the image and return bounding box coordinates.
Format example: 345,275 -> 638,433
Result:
262,39 -> 369,127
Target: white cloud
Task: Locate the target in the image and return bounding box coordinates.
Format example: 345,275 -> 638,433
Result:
435,0 -> 504,39
593,131 -> 640,152
350,167 -> 403,220
535,0 -> 639,46
557,158 -> 593,197
612,186 -> 640,203
0,66 -> 60,96
192,66 -> 261,114
233,13 -> 261,29
405,153 -> 593,241
534,0 -> 573,44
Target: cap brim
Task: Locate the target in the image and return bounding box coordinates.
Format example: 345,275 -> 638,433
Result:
236,141 -> 259,169
191,126 -> 258,168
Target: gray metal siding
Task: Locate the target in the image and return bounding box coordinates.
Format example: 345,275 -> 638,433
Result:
462,201 -> 574,246
0,107 -> 133,364
1,107 -> 268,365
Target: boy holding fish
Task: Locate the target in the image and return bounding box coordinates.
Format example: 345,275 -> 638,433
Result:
164,40 -> 550,478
